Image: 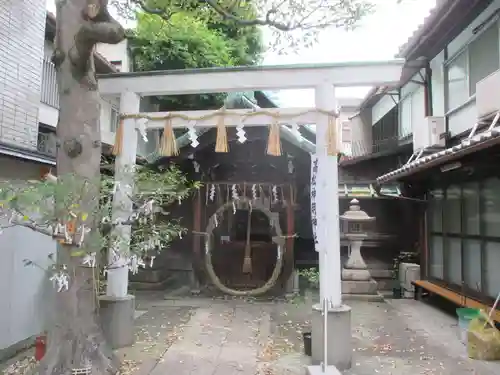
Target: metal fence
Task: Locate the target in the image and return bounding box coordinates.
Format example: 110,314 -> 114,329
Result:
37,132 -> 57,156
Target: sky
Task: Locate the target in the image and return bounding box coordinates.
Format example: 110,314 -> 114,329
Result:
46,0 -> 436,107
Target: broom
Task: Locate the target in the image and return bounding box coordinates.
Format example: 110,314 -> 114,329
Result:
242,207 -> 253,274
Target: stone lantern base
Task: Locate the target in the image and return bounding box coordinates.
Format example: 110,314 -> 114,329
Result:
341,242 -> 383,301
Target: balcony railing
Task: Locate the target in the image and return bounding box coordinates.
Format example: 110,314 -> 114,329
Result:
37,132 -> 57,156
41,59 -> 59,108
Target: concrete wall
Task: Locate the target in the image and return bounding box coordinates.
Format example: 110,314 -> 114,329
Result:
371,94 -> 397,125
96,40 -> 131,72
349,110 -> 373,157
0,156 -> 55,356
0,0 -> 46,150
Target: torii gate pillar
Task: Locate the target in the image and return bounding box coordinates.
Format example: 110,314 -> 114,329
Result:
310,83 -> 352,370
99,90 -> 139,349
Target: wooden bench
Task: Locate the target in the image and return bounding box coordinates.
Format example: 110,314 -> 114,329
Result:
412,280 -> 500,322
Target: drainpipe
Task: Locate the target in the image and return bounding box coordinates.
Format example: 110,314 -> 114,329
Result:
424,61 -> 433,117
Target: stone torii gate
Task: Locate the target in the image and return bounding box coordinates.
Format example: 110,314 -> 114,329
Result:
97,61 -> 404,369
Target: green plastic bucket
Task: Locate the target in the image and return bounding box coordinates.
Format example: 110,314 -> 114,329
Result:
456,308 -> 480,344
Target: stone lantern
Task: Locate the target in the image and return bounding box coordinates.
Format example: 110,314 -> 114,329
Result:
340,199 -> 380,299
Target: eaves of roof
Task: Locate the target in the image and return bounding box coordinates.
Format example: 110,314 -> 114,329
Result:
376,127 -> 500,184
0,142 -> 56,166
397,0 -> 495,60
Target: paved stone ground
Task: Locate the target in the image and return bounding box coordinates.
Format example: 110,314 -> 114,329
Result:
3,293 -> 500,375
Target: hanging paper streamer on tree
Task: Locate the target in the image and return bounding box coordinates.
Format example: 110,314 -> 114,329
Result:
267,118 -> 282,156
160,118 -> 179,156
215,112 -> 229,152
112,119 -> 124,156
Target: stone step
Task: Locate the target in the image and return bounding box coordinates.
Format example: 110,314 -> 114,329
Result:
129,274 -> 176,291
370,269 -> 393,279
375,278 -> 395,291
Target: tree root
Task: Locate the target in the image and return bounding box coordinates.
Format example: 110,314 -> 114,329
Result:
36,322 -> 119,375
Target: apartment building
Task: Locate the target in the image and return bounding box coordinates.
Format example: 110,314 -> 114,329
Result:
346,0 -> 500,312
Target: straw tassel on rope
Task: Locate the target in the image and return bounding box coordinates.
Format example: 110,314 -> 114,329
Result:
326,114 -> 338,156
215,113 -> 229,152
266,118 -> 282,156
160,118 -> 179,156
112,119 -> 124,156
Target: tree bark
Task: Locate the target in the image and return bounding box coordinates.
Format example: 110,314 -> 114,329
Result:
38,1 -> 124,375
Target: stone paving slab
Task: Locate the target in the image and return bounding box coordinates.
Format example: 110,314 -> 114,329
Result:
4,294 -> 500,375
151,304 -> 271,375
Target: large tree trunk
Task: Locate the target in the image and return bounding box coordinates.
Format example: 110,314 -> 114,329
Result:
38,1 -> 124,375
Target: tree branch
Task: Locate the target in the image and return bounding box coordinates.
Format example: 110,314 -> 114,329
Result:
203,0 -> 292,31
131,0 -> 172,21
69,0 -> 125,84
2,216 -> 56,238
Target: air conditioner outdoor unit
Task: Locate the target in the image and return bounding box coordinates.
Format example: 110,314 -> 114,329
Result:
476,69 -> 500,119
412,116 -> 445,152
399,262 -> 420,298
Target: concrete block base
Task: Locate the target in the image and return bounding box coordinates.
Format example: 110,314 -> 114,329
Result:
311,304 -> 352,371
343,293 -> 384,302
99,294 -> 135,349
342,279 -> 378,294
306,365 -> 342,375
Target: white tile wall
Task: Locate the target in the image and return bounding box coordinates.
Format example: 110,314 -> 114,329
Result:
0,0 -> 46,149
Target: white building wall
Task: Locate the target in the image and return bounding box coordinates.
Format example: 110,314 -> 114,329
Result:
96,40 -> 131,72
0,0 -> 46,150
349,110 -> 372,157
0,157 -> 55,356
399,72 -> 426,139
430,51 -> 446,117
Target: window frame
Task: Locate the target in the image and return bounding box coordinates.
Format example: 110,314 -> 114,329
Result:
444,17 -> 500,114
426,177 -> 500,303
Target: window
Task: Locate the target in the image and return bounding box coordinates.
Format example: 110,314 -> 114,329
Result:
429,235 -> 444,278
110,106 -> 120,132
463,239 -> 482,292
482,178 -> 500,237
445,21 -> 500,111
447,52 -> 469,110
110,60 -> 123,72
463,182 -> 480,235
445,237 -> 461,285
469,24 -> 499,95
445,186 -> 461,234
429,189 -> 443,232
427,177 -> 500,300
485,242 -> 500,299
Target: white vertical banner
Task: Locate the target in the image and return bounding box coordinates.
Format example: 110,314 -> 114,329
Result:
310,154 -> 319,248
